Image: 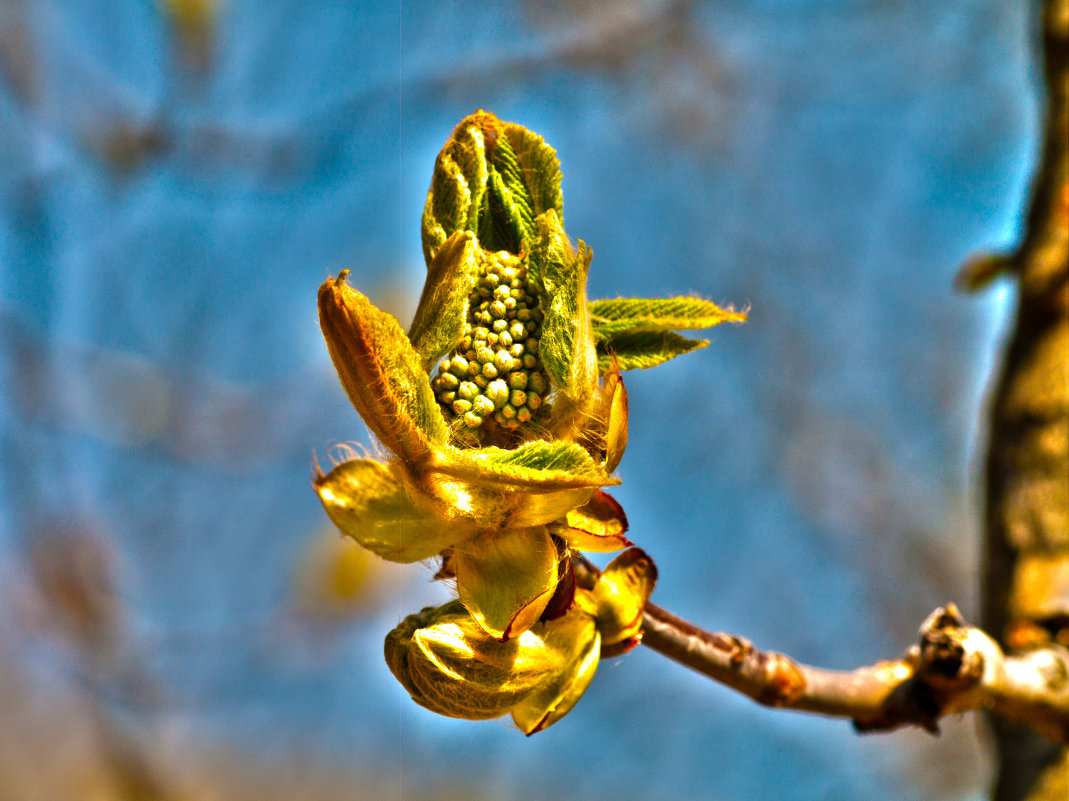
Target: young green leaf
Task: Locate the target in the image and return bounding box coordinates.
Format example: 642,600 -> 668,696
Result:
500,121 -> 563,225
596,330 -> 709,372
408,231 -> 483,370
488,132 -> 535,248
422,112 -> 565,262
589,297 -> 747,341
434,439 -> 618,493
318,274 -> 449,463
422,113 -> 492,263
527,210 -> 598,400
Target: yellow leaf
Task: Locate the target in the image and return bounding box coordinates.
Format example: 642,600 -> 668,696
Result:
454,526 -> 559,640
315,459 -> 477,563
583,548 -> 658,650
553,490 -> 632,553
511,608 -> 601,735
318,273 -> 448,465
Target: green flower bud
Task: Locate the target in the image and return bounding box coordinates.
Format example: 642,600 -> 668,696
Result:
431,249 -> 551,434
487,379 -> 509,408
494,351 -> 515,373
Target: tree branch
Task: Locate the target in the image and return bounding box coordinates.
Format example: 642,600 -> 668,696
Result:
572,555 -> 1069,740
639,601 -> 1069,741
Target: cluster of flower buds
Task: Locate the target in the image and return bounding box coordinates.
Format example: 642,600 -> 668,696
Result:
431,251 -> 548,431
314,110 -> 744,733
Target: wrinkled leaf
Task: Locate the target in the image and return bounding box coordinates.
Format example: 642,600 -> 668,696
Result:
552,490 -> 631,553
385,601 -> 547,720
484,133 -> 534,251
408,231 -> 483,370
589,297 -> 747,341
422,112 -> 493,263
454,526 -> 559,640
318,274 -> 449,463
422,111 -> 564,261
315,459 -> 474,563
528,210 -> 598,400
434,440 -> 618,493
596,330 -> 709,372
500,121 -> 563,226
511,608 -> 601,734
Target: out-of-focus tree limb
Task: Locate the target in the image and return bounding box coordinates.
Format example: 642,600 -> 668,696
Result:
957,0 -> 1069,798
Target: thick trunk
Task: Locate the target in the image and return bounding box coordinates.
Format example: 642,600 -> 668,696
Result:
978,1 -> 1069,798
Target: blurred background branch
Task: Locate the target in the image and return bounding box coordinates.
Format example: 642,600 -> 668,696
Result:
965,0 -> 1069,798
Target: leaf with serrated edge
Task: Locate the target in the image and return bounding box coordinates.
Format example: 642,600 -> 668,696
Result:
552,490 -> 632,553
511,608 -> 600,734
422,112 -> 494,263
528,210 -> 598,400
422,112 -> 562,262
489,133 -> 535,247
500,122 -> 563,224
434,440 -> 618,493
454,526 -> 559,640
316,460 -> 476,563
597,330 -> 709,372
318,274 -> 449,463
589,297 -> 746,341
408,231 -> 483,370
